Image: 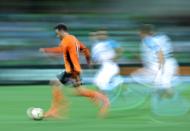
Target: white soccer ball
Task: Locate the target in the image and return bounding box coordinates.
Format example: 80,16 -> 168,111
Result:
27,107 -> 44,120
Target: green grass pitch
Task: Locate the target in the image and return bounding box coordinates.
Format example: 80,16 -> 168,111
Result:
0,84 -> 190,131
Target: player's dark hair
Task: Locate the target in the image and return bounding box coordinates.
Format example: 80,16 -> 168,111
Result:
54,23 -> 68,31
140,24 -> 155,34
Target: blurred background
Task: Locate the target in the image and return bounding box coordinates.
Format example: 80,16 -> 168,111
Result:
0,0 -> 190,84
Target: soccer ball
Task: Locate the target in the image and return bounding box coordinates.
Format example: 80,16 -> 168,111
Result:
27,107 -> 44,120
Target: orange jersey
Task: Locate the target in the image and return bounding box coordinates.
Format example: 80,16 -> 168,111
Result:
43,34 -> 90,73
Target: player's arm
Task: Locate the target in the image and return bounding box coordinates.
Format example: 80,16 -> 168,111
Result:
40,46 -> 63,54
79,41 -> 91,65
39,40 -> 64,54
157,49 -> 164,69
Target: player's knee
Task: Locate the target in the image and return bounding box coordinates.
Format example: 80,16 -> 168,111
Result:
50,79 -> 62,87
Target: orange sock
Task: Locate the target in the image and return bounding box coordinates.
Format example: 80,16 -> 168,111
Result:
45,86 -> 68,118
50,86 -> 64,108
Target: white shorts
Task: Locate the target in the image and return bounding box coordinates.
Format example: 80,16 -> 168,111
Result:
131,58 -> 178,89
154,58 -> 178,89
94,61 -> 120,91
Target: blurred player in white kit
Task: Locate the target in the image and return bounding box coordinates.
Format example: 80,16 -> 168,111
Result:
91,30 -> 124,92
132,24 -> 178,97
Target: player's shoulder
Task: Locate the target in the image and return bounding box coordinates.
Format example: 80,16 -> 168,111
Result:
63,34 -> 79,45
143,36 -> 155,44
142,36 -> 161,50
65,34 -> 77,40
107,39 -> 116,43
106,39 -> 119,48
154,33 -> 170,41
153,34 -> 171,46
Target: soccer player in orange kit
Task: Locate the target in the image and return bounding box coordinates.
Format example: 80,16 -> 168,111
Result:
40,24 -> 109,118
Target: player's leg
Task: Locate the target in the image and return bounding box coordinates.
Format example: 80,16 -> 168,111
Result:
45,72 -> 70,118
150,59 -> 189,116
93,62 -> 123,102
95,63 -> 148,111
131,67 -> 157,86
75,86 -> 110,117
44,80 -> 65,118
72,71 -> 110,117
155,58 -> 178,98
94,61 -> 121,90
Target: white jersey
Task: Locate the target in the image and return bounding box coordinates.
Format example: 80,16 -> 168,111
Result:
141,34 -> 173,67
92,40 -> 117,63
92,39 -> 123,91
138,34 -> 178,89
